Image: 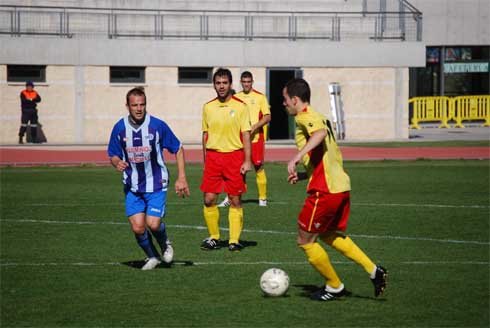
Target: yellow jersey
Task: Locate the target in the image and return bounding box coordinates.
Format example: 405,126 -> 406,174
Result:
202,96 -> 251,152
235,89 -> 270,143
295,105 -> 351,194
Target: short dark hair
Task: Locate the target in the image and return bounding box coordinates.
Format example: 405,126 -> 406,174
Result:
213,67 -> 233,84
240,71 -> 253,80
126,87 -> 146,105
285,78 -> 311,103
26,81 -> 34,87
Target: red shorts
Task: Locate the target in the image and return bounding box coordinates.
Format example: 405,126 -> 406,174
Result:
251,140 -> 265,167
298,191 -> 350,233
200,150 -> 247,195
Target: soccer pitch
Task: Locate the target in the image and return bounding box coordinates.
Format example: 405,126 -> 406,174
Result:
1,161 -> 489,327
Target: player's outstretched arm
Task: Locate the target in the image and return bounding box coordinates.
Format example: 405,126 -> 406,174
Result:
174,147 -> 190,198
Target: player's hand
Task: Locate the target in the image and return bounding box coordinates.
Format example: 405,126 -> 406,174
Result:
288,172 -> 299,184
175,178 -> 190,198
116,160 -> 129,172
240,160 -> 252,175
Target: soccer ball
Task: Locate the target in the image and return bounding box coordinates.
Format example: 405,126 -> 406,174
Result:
260,268 -> 290,297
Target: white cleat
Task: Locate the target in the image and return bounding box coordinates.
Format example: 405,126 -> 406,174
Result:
162,240 -> 174,264
217,196 -> 231,208
259,199 -> 268,207
141,257 -> 161,270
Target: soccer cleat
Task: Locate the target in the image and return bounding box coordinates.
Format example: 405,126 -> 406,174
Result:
371,265 -> 388,297
310,286 -> 351,301
217,196 -> 231,208
228,242 -> 244,252
258,199 -> 268,207
18,136 -> 23,144
141,257 -> 161,271
200,237 -> 222,250
161,240 -> 174,264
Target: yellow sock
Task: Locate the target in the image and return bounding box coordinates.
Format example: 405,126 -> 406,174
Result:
322,231 -> 376,274
256,168 -> 267,200
203,205 -> 220,240
228,207 -> 243,244
299,242 -> 342,288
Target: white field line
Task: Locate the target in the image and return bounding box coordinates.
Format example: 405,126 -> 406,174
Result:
1,219 -> 489,246
20,202 -> 490,209
0,260 -> 488,267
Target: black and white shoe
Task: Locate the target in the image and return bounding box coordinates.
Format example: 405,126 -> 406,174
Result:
228,242 -> 244,252
371,265 -> 388,297
200,237 -> 222,250
310,286 -> 351,301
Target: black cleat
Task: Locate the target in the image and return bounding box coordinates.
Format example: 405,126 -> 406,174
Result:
228,242 -> 244,252
200,238 -> 222,250
371,266 -> 388,297
310,286 -> 351,301
18,136 -> 23,144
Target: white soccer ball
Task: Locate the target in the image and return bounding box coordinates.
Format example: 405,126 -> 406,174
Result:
260,268 -> 290,297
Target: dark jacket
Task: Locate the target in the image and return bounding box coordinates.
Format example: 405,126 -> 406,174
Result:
20,89 -> 41,110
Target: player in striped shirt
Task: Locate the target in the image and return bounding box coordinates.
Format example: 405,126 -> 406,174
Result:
200,68 -> 252,252
283,78 -> 387,301
108,87 -> 190,270
218,71 -> 271,207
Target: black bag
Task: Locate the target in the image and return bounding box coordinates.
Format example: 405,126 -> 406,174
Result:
26,121 -> 48,143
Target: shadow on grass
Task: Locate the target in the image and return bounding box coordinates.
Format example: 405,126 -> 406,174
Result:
293,284 -> 386,301
121,260 -> 194,269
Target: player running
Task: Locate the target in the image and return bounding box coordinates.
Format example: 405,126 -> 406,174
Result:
108,87 -> 190,270
283,78 -> 387,300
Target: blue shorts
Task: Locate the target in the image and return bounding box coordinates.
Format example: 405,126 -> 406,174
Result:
125,190 -> 167,218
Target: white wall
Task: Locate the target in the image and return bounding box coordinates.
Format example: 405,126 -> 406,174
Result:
410,0 -> 490,45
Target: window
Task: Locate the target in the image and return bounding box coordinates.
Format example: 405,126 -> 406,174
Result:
110,66 -> 145,83
178,67 -> 213,84
7,65 -> 46,83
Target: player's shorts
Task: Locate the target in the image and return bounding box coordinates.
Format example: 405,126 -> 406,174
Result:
297,191 -> 350,233
125,189 -> 167,218
251,140 -> 265,167
200,149 -> 247,195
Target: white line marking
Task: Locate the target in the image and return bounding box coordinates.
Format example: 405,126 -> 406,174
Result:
0,260 -> 488,267
19,202 -> 490,209
1,219 -> 488,246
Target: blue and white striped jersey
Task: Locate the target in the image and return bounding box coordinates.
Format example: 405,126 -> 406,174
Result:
108,114 -> 182,193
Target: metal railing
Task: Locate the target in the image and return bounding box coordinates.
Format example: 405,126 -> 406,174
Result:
0,2 -> 422,41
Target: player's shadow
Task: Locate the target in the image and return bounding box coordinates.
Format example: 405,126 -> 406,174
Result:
221,239 -> 258,249
241,198 -> 260,204
122,260 -> 194,270
293,284 -> 384,301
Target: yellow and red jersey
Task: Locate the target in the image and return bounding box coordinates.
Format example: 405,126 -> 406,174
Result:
235,89 -> 270,143
202,96 -> 251,152
295,105 -> 351,194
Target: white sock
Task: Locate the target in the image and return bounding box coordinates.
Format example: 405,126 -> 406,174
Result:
369,266 -> 378,279
325,283 -> 344,293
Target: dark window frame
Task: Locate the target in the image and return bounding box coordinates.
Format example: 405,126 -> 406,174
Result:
178,67 -> 213,84
110,66 -> 146,84
7,65 -> 46,83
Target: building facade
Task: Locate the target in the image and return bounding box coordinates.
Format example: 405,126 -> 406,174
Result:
0,0 -> 487,144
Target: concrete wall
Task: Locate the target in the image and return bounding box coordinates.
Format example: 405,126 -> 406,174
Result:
0,38 -> 425,67
0,65 -> 408,144
410,0 -> 490,45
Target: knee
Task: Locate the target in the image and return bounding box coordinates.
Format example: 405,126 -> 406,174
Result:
147,221 -> 161,232
132,226 -> 146,235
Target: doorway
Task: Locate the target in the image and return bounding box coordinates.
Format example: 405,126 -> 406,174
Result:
267,68 -> 303,140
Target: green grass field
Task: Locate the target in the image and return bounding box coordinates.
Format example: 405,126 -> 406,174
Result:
1,161 -> 489,327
